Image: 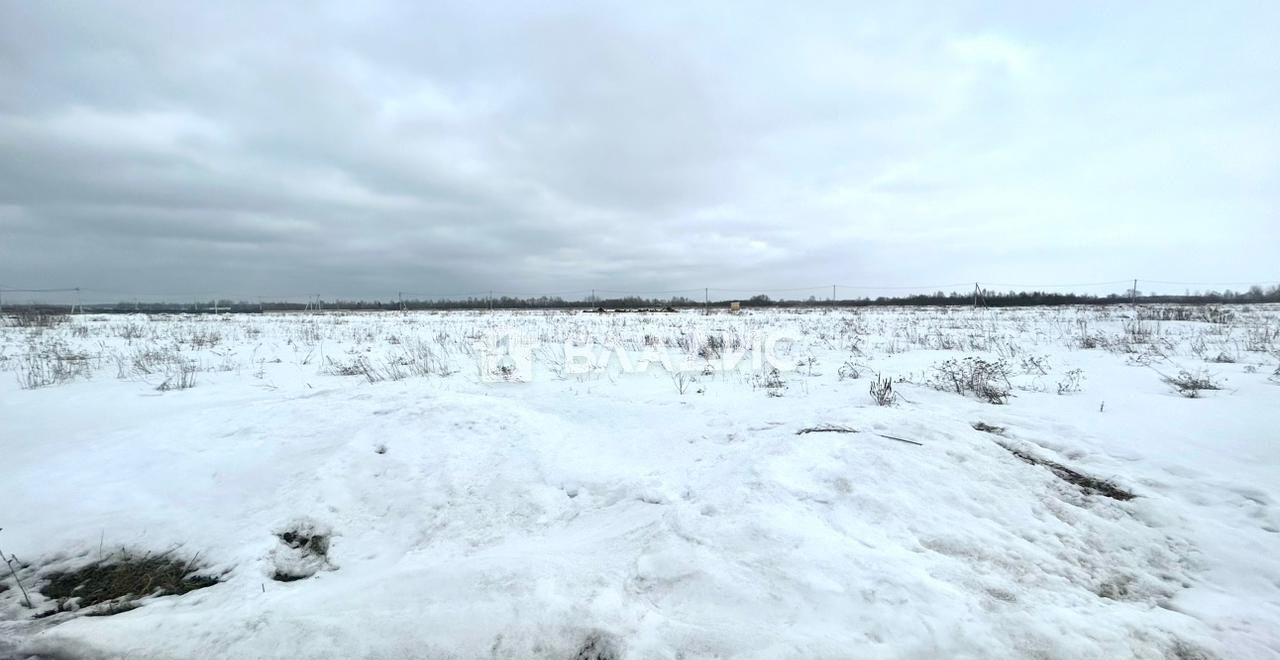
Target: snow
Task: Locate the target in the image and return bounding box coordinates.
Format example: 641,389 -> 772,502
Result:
1,306 -> 1278,659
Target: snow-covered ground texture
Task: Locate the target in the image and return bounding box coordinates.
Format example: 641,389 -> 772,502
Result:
1,305 -> 1278,660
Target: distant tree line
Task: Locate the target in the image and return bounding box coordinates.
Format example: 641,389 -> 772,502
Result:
4,285 -> 1277,314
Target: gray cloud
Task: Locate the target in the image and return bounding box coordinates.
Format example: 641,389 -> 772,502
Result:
1,1 -> 1276,302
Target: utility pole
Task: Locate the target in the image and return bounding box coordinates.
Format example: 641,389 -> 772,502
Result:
1131,279 -> 1138,307
488,290 -> 493,312
704,287 -> 709,315
832,284 -> 836,308
973,282 -> 981,309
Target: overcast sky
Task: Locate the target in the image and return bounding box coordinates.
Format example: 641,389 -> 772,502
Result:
1,1 -> 1276,301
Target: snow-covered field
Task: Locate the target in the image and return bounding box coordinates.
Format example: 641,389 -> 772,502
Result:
1,306 -> 1278,660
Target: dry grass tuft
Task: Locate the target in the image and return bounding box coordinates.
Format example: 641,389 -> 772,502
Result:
37,550 -> 218,617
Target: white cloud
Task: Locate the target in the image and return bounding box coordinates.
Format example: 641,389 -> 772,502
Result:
0,1 -> 1275,298
950,34 -> 1036,77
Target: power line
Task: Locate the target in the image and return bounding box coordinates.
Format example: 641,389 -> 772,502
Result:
4,278 -> 1275,305
711,286 -> 829,294
593,290 -> 706,298
979,280 -> 1133,289
396,291 -> 498,299
75,288 -> 319,300
829,281 -> 967,289
1141,279 -> 1277,286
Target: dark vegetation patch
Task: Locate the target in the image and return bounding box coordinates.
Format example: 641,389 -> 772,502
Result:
572,632 -> 620,660
1168,639 -> 1220,660
586,306 -> 677,314
37,551 -> 217,617
974,421 -> 1134,500
796,424 -> 857,435
996,443 -> 1135,501
796,424 -> 923,446
1161,369 -> 1223,398
1094,574 -> 1137,600
971,421 -> 1006,435
271,522 -> 332,582
278,530 -> 329,556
